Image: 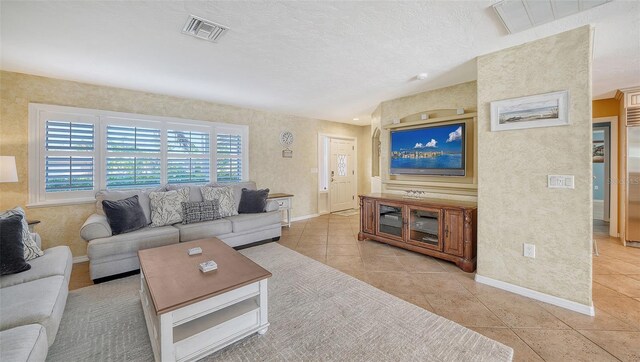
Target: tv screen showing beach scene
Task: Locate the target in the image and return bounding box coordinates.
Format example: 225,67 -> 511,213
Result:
390,123 -> 465,176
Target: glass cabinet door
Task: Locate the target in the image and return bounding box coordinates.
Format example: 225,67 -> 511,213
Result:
407,207 -> 442,251
377,202 -> 404,240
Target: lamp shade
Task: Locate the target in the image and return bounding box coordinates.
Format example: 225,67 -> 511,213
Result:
0,156 -> 18,183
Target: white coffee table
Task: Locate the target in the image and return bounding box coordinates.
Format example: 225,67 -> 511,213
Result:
138,238 -> 271,362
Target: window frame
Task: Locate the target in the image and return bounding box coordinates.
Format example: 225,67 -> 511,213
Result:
28,103 -> 249,207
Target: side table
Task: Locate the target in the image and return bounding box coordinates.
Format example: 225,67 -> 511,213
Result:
267,193 -> 293,227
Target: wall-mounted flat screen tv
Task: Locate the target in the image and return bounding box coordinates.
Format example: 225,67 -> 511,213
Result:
390,122 -> 465,176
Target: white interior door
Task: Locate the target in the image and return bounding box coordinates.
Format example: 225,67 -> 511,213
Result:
330,138 -> 356,212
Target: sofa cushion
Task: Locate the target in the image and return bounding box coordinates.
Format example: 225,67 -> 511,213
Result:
167,184 -> 203,202
0,215 -> 31,276
0,246 -> 72,288
80,214 -> 112,241
0,325 -> 48,362
181,200 -> 220,224
102,195 -> 148,235
149,188 -> 190,227
0,207 -> 43,261
87,226 -> 179,261
209,181 -> 257,210
225,211 -> 281,233
173,219 -> 232,242
95,186 -> 165,224
201,186 -> 238,218
0,275 -> 68,346
238,188 -> 269,214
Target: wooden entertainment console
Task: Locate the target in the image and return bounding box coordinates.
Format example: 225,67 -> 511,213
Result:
358,194 -> 477,272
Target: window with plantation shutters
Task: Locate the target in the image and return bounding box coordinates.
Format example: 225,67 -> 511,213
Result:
105,124 -> 161,189
167,129 -> 210,184
44,119 -> 95,193
29,104 -> 249,206
216,132 -> 243,182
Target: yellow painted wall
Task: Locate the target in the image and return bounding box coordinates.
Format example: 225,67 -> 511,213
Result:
593,98 -> 619,118
477,26 -> 592,306
0,71 -> 369,257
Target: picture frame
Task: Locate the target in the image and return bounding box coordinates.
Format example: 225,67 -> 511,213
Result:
490,90 -> 569,132
592,140 -> 604,163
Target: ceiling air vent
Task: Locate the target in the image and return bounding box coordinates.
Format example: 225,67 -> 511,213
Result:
182,15 -> 229,42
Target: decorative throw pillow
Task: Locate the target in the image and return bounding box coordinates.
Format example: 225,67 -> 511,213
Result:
238,188 -> 270,214
0,207 -> 43,261
0,215 -> 31,275
149,188 -> 190,227
102,195 -> 149,235
181,200 -> 220,224
201,186 -> 238,218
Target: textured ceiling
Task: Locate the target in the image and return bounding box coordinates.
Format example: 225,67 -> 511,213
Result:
1,1 -> 638,125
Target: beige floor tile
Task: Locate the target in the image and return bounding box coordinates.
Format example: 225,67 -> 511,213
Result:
69,262 -> 93,291
425,289 -> 506,328
301,229 -> 328,237
476,290 -> 570,329
327,229 -> 354,237
358,240 -> 398,257
593,282 -> 631,300
538,303 -> 636,331
594,274 -> 640,297
397,254 -> 446,273
362,255 -> 405,272
409,273 -> 470,295
327,235 -> 358,245
327,244 -> 360,256
627,274 -> 640,281
295,244 -> 327,259
435,259 -> 465,273
594,296 -> 640,330
325,255 -> 364,271
277,238 -> 298,249
363,271 -> 417,295
469,327 -> 544,362
297,235 -> 327,245
513,329 -> 618,362
578,330 -> 640,362
394,293 -> 435,312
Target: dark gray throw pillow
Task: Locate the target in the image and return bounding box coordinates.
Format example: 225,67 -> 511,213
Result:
238,188 -> 270,214
102,195 -> 148,235
0,214 -> 31,275
181,200 -> 220,224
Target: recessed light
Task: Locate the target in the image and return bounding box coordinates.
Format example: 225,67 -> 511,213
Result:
416,73 -> 429,80
353,118 -> 360,121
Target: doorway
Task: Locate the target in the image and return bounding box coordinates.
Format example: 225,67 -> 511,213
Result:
593,123 -> 611,236
329,138 -> 356,212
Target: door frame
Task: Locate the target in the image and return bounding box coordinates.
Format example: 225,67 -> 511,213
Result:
593,116 -> 618,237
317,133 -> 358,213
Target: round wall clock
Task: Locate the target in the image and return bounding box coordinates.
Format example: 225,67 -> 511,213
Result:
280,131 -> 294,148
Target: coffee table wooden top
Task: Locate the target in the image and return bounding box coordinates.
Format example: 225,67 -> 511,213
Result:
138,238 -> 272,315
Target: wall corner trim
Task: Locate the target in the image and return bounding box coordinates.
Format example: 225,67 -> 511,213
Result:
474,274 -> 595,316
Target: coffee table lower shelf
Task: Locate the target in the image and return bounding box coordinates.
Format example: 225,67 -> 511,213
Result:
140,272 -> 269,362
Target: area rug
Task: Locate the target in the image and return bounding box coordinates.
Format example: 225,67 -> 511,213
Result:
332,209 -> 359,217
47,243 -> 513,361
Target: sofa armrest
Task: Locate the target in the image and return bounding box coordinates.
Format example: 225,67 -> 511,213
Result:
266,200 -> 279,212
31,233 -> 42,249
80,213 -> 112,241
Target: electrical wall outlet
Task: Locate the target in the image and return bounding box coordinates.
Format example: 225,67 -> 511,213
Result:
523,243 -> 536,258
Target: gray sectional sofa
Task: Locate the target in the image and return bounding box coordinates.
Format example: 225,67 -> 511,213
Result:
80,181 -> 281,281
0,234 -> 72,361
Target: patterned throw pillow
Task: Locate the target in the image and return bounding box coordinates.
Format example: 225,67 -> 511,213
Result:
149,188 -> 190,227
201,186 -> 238,218
0,207 -> 44,261
181,200 -> 220,224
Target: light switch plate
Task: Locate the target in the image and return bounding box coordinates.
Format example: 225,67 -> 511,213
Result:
523,243 -> 536,258
548,175 -> 574,189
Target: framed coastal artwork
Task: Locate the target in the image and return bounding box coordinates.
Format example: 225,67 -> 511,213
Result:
490,90 -> 569,132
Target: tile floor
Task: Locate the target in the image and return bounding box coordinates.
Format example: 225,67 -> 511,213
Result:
69,214 -> 640,361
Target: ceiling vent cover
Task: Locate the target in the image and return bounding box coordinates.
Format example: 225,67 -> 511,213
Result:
182,15 -> 229,42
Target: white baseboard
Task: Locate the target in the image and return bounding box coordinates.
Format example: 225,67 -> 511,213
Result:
290,213 -> 320,222
73,255 -> 89,264
474,274 -> 595,316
